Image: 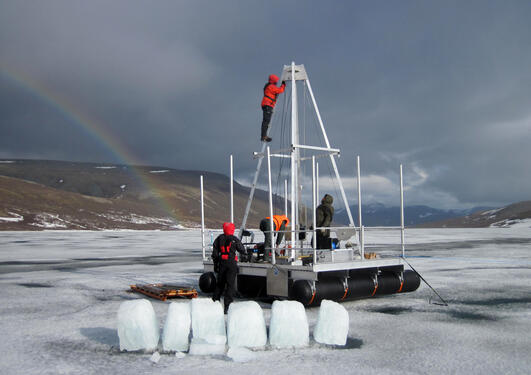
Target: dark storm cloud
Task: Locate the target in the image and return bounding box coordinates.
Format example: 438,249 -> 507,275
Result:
1,1 -> 530,209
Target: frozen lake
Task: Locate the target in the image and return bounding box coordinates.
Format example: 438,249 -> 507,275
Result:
1,228 -> 530,374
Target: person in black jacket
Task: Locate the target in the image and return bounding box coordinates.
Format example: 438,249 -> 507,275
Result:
211,222 -> 246,313
316,194 -> 334,249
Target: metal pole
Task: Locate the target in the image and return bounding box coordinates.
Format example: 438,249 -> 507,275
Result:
306,79 -> 356,228
361,225 -> 365,257
316,162 -> 320,204
357,156 -> 364,258
200,175 -> 205,260
400,164 -> 405,257
239,142 -> 267,237
290,61 -> 297,249
284,179 -> 288,217
312,156 -> 317,263
267,146 -> 276,265
230,154 -> 234,223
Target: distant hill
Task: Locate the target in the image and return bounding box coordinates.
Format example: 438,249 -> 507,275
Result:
2,159 -> 528,230
416,201 -> 531,228
0,159 -> 283,230
334,203 -> 492,227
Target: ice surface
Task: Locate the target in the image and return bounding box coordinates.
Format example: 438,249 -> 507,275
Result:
227,301 -> 267,348
191,298 -> 226,343
175,352 -> 186,359
117,299 -> 159,351
2,228 -> 531,374
269,300 -> 309,348
162,302 -> 191,352
227,347 -> 255,362
313,299 -> 349,345
188,338 -> 226,356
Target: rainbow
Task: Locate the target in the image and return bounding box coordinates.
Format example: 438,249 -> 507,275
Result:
1,65 -> 179,221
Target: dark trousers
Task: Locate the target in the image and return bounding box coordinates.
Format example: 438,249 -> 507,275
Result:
316,231 -> 331,250
259,218 -> 273,253
261,105 -> 273,138
213,262 -> 237,312
259,218 -> 286,261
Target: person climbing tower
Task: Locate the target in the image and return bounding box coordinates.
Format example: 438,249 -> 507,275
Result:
260,74 -> 286,142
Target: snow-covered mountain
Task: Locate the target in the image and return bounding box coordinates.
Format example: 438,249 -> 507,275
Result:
416,201 -> 531,228
334,203 -> 493,227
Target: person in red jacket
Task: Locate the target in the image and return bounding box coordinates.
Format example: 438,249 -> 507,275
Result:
260,74 -> 286,142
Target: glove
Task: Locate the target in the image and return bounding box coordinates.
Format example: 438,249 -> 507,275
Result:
282,80 -> 286,85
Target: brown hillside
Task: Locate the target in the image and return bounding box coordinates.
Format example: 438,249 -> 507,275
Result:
0,160 -> 284,230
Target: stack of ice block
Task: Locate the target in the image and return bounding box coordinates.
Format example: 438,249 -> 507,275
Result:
116,297 -> 350,356
189,298 -> 226,355
269,300 -> 309,348
162,302 -> 191,352
227,301 -> 267,348
313,299 -> 349,345
117,299 -> 159,351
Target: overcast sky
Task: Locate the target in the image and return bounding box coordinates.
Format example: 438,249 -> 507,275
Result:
1,1 -> 530,209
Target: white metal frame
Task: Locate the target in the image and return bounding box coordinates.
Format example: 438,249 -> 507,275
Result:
201,62 -> 408,272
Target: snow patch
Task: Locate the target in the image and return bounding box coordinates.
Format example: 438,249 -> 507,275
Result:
95,166 -> 116,169
0,160 -> 15,163
482,207 -> 504,216
149,170 -> 170,174
491,218 -> 531,229
0,212 -> 24,223
95,212 -> 176,226
29,213 -> 70,228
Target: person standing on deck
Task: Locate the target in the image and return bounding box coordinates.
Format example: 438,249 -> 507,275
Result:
211,222 -> 246,313
259,214 -> 290,261
316,194 -> 334,249
260,74 -> 286,142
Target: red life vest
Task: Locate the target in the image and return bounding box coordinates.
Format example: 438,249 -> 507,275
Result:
220,239 -> 238,262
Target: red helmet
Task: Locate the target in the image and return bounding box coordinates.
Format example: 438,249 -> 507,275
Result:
268,74 -> 279,84
223,222 -> 235,236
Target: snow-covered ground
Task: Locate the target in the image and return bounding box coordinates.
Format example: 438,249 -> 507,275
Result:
0,228 -> 530,374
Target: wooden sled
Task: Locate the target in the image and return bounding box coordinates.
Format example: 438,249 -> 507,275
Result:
130,283 -> 198,301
